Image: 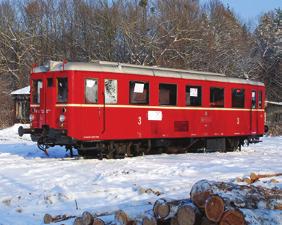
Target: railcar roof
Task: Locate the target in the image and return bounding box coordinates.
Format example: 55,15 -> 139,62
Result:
33,61 -> 264,86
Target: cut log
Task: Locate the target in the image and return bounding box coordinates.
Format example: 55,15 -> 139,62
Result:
82,211 -> 94,225
43,213 -> 75,224
204,195 -> 225,222
250,172 -> 282,184
115,210 -> 131,225
132,214 -> 157,225
43,214 -> 53,224
219,208 -> 282,225
73,217 -> 83,225
170,217 -> 179,225
153,199 -> 189,220
200,217 -> 217,225
176,203 -> 202,225
190,179 -> 282,210
92,217 -> 106,225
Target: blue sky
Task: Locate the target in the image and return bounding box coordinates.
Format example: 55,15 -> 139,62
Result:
203,0 -> 282,24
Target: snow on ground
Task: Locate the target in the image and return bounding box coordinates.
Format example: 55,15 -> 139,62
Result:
0,124 -> 281,225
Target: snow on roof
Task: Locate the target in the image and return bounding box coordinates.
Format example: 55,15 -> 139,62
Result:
11,86 -> 30,95
266,101 -> 282,106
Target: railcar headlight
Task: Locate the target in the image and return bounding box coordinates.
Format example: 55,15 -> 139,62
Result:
59,114 -> 65,122
29,114 -> 34,122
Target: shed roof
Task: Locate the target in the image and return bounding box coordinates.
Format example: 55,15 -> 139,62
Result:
11,86 -> 30,95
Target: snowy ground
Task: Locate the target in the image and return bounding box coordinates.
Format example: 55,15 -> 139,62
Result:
0,124 -> 281,225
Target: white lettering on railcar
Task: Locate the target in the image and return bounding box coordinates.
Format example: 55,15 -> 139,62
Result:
148,111 -> 162,121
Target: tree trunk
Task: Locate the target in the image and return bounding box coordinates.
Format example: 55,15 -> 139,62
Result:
176,203 -> 202,225
153,199 -> 189,220
190,179 -> 282,210
219,208 -> 282,225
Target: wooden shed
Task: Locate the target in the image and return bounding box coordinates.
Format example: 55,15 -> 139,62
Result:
11,86 -> 30,123
265,101 -> 282,135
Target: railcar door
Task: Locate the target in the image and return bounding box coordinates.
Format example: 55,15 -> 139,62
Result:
250,90 -> 258,134
83,78 -> 102,138
44,77 -> 56,127
32,79 -> 45,128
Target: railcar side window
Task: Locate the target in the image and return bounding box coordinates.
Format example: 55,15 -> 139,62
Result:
258,91 -> 262,109
32,80 -> 42,104
105,79 -> 117,104
232,89 -> 245,108
159,84 -> 177,106
129,81 -> 149,104
210,87 -> 224,107
85,79 -> 98,104
57,78 -> 68,103
251,91 -> 256,109
186,86 -> 202,106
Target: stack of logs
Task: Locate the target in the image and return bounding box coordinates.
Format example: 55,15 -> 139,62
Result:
44,178 -> 282,225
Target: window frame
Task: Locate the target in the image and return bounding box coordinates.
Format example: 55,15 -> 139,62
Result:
258,91 -> 263,109
84,78 -> 98,104
104,79 -> 118,104
159,83 -> 178,106
32,79 -> 42,104
210,87 -> 225,108
251,90 -> 256,109
186,85 -> 202,107
231,88 -> 245,108
129,80 -> 150,105
57,77 -> 68,103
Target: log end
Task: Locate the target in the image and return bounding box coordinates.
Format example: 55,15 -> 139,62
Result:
170,217 -> 178,225
143,216 -> 157,225
176,205 -> 196,225
219,209 -> 245,225
73,217 -> 84,225
115,210 -> 129,225
191,191 -> 211,209
153,199 -> 170,219
43,213 -> 53,224
93,217 -> 106,225
200,217 -> 218,225
82,211 -> 94,225
205,195 -> 225,222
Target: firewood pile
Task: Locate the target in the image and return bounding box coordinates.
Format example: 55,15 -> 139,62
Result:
43,174 -> 282,225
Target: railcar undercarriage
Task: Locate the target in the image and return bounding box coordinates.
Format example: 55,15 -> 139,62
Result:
19,126 -> 261,159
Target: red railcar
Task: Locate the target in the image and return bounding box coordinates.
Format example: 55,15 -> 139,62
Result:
19,61 -> 266,157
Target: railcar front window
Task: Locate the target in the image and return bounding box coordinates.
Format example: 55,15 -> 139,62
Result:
258,91 -> 262,109
57,78 -> 68,103
129,81 -> 149,104
251,91 -> 256,109
186,86 -> 202,106
32,80 -> 42,104
85,79 -> 98,103
232,89 -> 245,108
210,87 -> 224,107
105,79 -> 117,104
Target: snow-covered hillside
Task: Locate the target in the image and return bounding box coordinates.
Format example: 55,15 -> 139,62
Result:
0,124 -> 281,225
